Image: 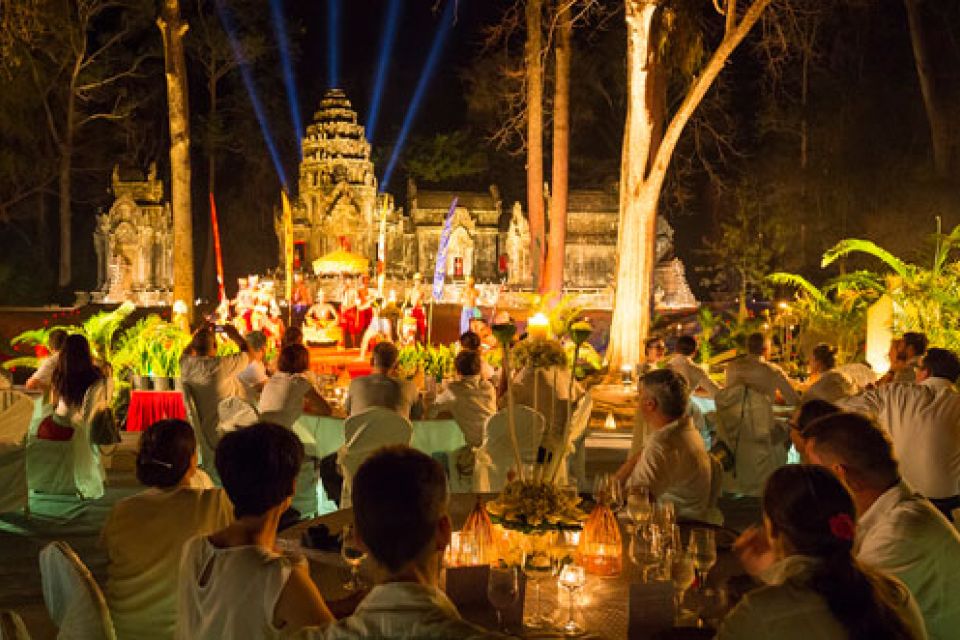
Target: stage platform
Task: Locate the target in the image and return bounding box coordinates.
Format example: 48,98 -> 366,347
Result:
307,345 -> 372,378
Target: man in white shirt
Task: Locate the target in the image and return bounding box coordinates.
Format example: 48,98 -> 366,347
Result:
236,330 -> 269,401
25,329 -> 68,391
893,332 -> 928,384
667,335 -> 721,397
803,411 -> 960,640
615,369 -> 714,521
428,350 -> 496,447
302,446 -> 505,639
345,342 -> 423,423
840,347 -> 960,517
724,332 -> 799,405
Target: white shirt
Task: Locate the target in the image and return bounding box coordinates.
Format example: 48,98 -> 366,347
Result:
345,372 -> 422,420
237,359 -> 268,391
627,416 -> 713,521
298,582 -> 505,639
724,355 -> 799,405
180,353 -> 249,462
259,372 -> 314,429
857,481 -> 960,640
717,555 -> 926,640
841,378 -> 960,498
176,536 -> 299,640
666,354 -> 720,397
802,369 -> 857,403
428,375 -> 497,447
28,353 -> 59,387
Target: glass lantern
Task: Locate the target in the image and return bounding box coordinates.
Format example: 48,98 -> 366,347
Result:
578,503 -> 623,577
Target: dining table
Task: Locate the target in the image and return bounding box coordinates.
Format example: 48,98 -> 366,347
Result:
280,493 -> 745,639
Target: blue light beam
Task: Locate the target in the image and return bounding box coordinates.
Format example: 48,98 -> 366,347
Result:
381,0 -> 455,190
327,0 -> 341,88
216,0 -> 288,191
365,0 -> 402,142
269,0 -> 304,147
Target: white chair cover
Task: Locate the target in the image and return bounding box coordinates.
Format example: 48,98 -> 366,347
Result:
704,453 -> 725,526
39,542 -> 116,640
0,391 -> 34,514
337,408 -> 413,508
27,382 -> 108,500
714,385 -> 786,497
215,396 -> 260,436
563,394 -> 594,490
0,610 -> 31,640
180,383 -> 213,469
473,406 -> 547,493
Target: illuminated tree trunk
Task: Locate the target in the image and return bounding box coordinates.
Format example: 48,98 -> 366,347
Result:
525,0 -> 545,289
158,0 -> 194,317
904,0 -> 951,178
543,0 -> 571,295
607,0 -> 773,371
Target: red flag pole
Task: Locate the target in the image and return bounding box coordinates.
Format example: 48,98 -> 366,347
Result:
209,192 -> 226,302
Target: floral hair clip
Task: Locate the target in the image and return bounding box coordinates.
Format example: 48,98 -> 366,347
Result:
828,513 -> 855,541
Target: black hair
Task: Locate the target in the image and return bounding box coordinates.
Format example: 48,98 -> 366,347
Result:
459,331 -> 481,351
278,343 -> 310,374
795,399 -> 840,432
454,349 -> 482,377
802,412 -> 900,489
215,422 -> 304,518
763,466 -> 916,640
51,334 -> 104,408
675,335 -> 697,356
352,446 -> 447,573
811,343 -> 837,370
47,329 -> 69,352
282,326 -> 304,347
920,347 -> 960,383
746,332 -> 766,355
372,341 -> 399,369
902,332 -> 928,357
245,331 -> 268,352
136,419 -> 196,488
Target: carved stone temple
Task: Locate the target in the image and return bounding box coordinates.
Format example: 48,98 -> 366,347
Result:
91,164 -> 173,306
276,88 -> 697,310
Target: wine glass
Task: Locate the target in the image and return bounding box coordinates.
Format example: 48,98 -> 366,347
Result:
487,564 -> 519,633
654,500 -> 676,532
629,523 -> 662,583
340,525 -> 367,591
670,550 -> 696,622
626,487 -> 652,532
522,547 -> 556,628
558,564 -> 587,635
688,528 -> 718,588
592,473 -> 611,506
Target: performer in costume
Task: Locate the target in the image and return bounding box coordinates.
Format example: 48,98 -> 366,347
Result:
339,278 -> 359,349
381,289 -> 402,342
459,275 -> 481,334
404,272 -> 427,343
355,274 -> 374,344
291,273 -> 312,327
304,289 -> 342,346
358,298 -> 392,361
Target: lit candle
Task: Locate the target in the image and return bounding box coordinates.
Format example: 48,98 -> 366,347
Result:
604,413 -> 617,430
527,312 -> 550,340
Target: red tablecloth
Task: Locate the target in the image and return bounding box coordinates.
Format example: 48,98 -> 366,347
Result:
126,390 -> 187,432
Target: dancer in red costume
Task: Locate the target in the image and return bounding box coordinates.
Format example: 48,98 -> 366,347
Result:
404,272 -> 427,344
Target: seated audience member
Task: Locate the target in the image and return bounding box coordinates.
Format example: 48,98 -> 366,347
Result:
176,423 -> 333,639
803,343 -> 857,403
718,465 -> 925,640
895,332 -> 929,383
725,332 -> 800,405
237,331 -> 270,400
639,337 -> 666,375
102,420 -> 233,640
428,350 -> 496,447
38,334 -> 105,440
26,328 -> 68,391
344,342 -> 423,420
804,412 -> 960,639
615,369 -> 713,521
259,344 -> 331,428
283,326 -> 304,348
459,331 -> 496,382
666,335 -> 721,397
840,347 -> 960,517
788,399 -> 840,460
180,324 -> 250,465
302,446 -> 506,639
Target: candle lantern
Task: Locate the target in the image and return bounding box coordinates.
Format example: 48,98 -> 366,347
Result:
603,412 -> 618,430
578,503 -> 623,577
527,312 -> 550,341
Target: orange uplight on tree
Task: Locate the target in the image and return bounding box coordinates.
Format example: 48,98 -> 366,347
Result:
578,503 -> 622,577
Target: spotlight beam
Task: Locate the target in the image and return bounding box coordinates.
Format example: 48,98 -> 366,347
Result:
381,0 -> 455,190
216,0 -> 288,190
365,0 -> 402,142
269,0 -> 304,146
327,0 -> 341,88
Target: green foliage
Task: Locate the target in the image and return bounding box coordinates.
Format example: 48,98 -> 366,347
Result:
396,344 -> 455,382
112,315 -> 191,378
81,302 -> 136,360
517,292 -> 586,338
401,132 -> 488,184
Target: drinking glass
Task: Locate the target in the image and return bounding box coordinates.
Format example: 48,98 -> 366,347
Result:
693,586 -> 729,629
340,525 -> 367,591
629,523 -> 662,583
522,547 -> 556,628
626,487 -> 652,532
592,473 -> 611,506
654,500 -> 676,532
670,550 -> 696,621
688,528 -> 718,588
558,564 -> 587,635
487,564 -> 520,633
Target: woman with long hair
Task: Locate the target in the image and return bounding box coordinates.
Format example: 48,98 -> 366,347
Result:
38,334 -> 105,440
718,465 -> 926,640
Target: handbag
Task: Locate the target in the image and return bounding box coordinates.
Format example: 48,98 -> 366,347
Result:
710,386 -> 748,474
90,407 -> 121,446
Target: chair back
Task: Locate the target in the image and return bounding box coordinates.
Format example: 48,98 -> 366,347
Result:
474,406 -> 547,492
39,542 -> 116,640
0,610 -> 31,640
704,452 -> 725,526
338,408 -> 413,507
216,396 -> 260,435
715,385 -> 783,497
0,391 -> 34,514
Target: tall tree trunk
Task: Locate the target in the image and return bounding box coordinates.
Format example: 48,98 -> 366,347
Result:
159,0 -> 195,317
58,72 -> 78,289
607,0 -> 772,371
904,0 -> 951,178
525,0 -> 545,290
543,0 -> 571,295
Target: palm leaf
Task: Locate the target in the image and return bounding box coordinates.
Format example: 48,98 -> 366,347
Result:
767,272 -> 828,305
821,239 -> 911,278
2,356 -> 40,371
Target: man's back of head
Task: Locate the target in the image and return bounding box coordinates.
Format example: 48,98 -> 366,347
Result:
745,332 -> 766,356
802,411 -> 899,491
371,341 -> 399,372
245,331 -> 268,356
903,332 -> 929,359
48,329 -> 69,353
352,446 -> 448,574
675,335 -> 697,357
920,347 -> 960,384
640,368 -> 689,422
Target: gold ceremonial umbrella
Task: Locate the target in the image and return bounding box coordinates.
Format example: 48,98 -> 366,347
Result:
312,249 -> 370,276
